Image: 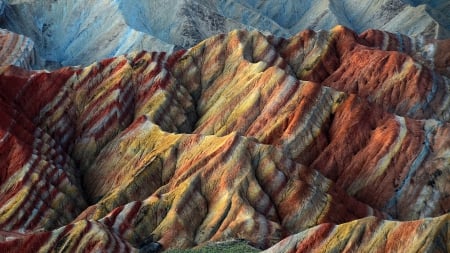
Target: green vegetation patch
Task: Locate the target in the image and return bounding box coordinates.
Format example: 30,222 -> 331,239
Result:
166,240 -> 261,253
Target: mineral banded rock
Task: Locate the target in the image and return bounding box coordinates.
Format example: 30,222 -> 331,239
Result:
0,26 -> 449,252
263,214 -> 450,253
0,29 -> 36,69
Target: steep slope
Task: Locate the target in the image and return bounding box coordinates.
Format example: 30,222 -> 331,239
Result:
0,26 -> 449,251
0,0 -> 174,67
1,0 -> 449,69
0,29 -> 36,69
264,214 -> 450,253
0,220 -> 137,252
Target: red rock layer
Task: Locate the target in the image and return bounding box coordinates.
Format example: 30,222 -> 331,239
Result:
0,66 -> 86,233
77,119 -> 383,249
361,29 -> 450,76
279,26 -> 450,121
0,26 -> 449,251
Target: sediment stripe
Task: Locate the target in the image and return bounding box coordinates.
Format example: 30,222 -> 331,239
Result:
373,116 -> 407,177
139,62 -> 162,90
136,67 -> 169,107
281,85 -> 341,160
166,50 -> 186,69
0,26 -> 449,252
0,127 -> 83,230
66,219 -> 92,253
0,29 -> 35,69
103,205 -> 126,229
79,83 -> 123,124
265,214 -> 450,253
111,201 -> 142,235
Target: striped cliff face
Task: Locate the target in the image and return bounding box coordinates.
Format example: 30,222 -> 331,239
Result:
263,214 -> 450,253
80,121 -> 384,248
0,29 -> 36,69
0,26 -> 449,251
0,220 -> 137,252
0,66 -> 87,233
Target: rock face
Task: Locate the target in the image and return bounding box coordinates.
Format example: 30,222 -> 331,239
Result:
264,214 -> 450,253
0,26 -> 449,252
0,0 -> 174,68
0,0 -> 449,68
0,29 -> 36,69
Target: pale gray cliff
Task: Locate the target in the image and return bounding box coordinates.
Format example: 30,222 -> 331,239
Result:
1,0 -> 449,69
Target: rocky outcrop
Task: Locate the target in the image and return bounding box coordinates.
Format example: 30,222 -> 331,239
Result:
0,0 -> 449,69
0,0 -> 174,68
0,220 -> 137,252
0,29 -> 36,69
264,214 -> 450,253
0,26 -> 449,251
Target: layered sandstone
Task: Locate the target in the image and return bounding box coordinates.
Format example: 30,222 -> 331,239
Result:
0,26 -> 449,252
264,214 -> 450,253
0,29 -> 36,69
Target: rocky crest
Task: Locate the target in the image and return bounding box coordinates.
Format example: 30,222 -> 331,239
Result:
0,25 -> 449,252
0,0 -> 449,69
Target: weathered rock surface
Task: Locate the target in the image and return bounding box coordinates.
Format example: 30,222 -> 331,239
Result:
0,0 -> 174,68
0,0 -> 449,68
0,220 -> 137,252
264,214 -> 450,253
0,26 -> 449,252
0,29 -> 36,69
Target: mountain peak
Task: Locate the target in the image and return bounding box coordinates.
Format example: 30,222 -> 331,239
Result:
1,1 -> 450,252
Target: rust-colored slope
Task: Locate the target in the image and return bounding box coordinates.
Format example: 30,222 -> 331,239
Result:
77,119 -> 382,249
279,26 -> 450,121
164,28 -> 450,220
0,66 -> 87,233
0,26 -> 449,252
361,29 -> 450,77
